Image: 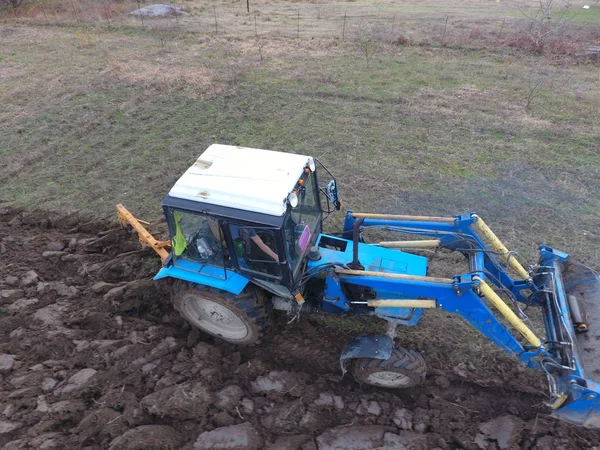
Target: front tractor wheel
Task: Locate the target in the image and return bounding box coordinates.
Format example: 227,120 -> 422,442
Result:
173,281 -> 272,345
352,347 -> 426,389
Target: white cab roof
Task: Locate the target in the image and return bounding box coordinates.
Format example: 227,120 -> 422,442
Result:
168,144 -> 314,217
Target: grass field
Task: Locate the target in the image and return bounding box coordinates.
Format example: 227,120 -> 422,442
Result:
1,0 -> 599,269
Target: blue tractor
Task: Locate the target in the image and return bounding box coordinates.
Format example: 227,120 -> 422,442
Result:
118,144 -> 600,428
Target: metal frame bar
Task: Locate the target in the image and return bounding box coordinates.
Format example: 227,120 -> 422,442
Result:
116,204 -> 170,262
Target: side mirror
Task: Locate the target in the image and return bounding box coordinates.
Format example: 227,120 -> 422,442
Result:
327,180 -> 342,211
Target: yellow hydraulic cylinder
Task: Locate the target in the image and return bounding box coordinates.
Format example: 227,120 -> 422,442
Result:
474,277 -> 542,348
368,299 -> 437,308
352,213 -> 456,223
472,215 -> 530,280
335,269 -> 453,284
379,239 -> 441,249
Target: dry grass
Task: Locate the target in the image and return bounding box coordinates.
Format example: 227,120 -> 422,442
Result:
1,1 -> 598,266
1,0 -> 599,386
105,57 -> 222,97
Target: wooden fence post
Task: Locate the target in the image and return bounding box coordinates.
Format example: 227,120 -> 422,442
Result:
41,4 -> 49,25
136,0 -> 145,27
69,0 -> 80,23
441,14 -> 449,45
214,6 -> 218,35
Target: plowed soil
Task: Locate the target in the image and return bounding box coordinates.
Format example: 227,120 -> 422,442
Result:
1,208 -> 599,450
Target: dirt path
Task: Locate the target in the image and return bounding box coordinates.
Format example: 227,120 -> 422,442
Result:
0,208 -> 599,449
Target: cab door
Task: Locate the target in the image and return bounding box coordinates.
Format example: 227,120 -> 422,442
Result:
227,223 -> 287,284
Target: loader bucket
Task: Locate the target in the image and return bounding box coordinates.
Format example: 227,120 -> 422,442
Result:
538,247 -> 600,428
563,260 -> 600,384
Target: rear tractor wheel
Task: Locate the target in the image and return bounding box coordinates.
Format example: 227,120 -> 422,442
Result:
352,347 -> 426,388
173,281 -> 272,345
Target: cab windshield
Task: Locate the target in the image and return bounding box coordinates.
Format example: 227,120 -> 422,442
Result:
283,172 -> 322,279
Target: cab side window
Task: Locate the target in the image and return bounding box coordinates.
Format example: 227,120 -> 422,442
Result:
230,224 -> 281,279
171,209 -> 224,269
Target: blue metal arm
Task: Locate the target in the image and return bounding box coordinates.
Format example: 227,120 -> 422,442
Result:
335,271 -> 528,357
344,211 -> 531,304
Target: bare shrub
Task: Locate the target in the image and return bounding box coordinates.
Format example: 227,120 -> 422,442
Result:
469,27 -> 483,40
0,0 -> 25,9
149,16 -> 178,48
515,0 -> 574,52
256,36 -> 266,61
353,22 -> 381,67
520,63 -> 570,110
391,32 -> 411,46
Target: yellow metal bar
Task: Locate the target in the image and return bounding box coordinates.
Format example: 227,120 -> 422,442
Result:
379,239 -> 441,249
474,277 -> 542,348
352,213 -> 456,223
368,299 -> 437,308
116,204 -> 170,262
471,215 -> 529,280
548,394 -> 568,410
334,269 -> 453,284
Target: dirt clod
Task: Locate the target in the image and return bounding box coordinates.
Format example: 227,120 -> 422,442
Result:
478,415 -> 524,449
140,379 -> 213,420
215,385 -> 244,410
109,425 -> 182,450
193,422 -> 263,450
0,208 -> 599,449
0,354 -> 15,373
316,425 -> 387,450
55,368 -> 97,396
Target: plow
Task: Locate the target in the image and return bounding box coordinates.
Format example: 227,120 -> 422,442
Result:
117,144 -> 600,428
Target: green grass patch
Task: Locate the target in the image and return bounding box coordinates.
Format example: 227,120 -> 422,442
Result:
0,18 -> 598,269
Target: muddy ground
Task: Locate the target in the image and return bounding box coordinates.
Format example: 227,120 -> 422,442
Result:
0,209 -> 599,450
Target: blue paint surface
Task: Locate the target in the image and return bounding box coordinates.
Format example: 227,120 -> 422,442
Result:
310,234 -> 428,325
311,234 -> 428,276
154,260 -> 249,295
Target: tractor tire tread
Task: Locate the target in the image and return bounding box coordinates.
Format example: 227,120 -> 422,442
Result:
363,347 -> 426,374
172,280 -> 272,344
353,346 -> 427,388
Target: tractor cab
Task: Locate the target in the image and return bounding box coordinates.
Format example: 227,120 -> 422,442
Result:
156,144 -> 340,299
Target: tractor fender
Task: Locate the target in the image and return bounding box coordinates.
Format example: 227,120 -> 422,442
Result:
340,335 -> 393,376
154,266 -> 249,295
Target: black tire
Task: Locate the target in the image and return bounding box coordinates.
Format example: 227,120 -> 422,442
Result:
352,347 -> 426,389
173,280 -> 272,345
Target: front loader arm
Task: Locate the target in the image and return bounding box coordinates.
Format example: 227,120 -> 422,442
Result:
334,269 -> 537,359
340,210 -> 600,428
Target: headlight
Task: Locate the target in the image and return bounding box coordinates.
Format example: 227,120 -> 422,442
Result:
288,192 -> 299,208
308,158 -> 316,172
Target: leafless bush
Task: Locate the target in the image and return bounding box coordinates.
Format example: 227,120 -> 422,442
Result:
368,23 -> 411,47
0,0 -> 25,9
390,32 -> 411,46
150,16 -> 178,48
256,36 -> 266,61
516,0 -> 574,52
521,63 -> 570,109
353,22 -> 381,67
219,58 -> 250,87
